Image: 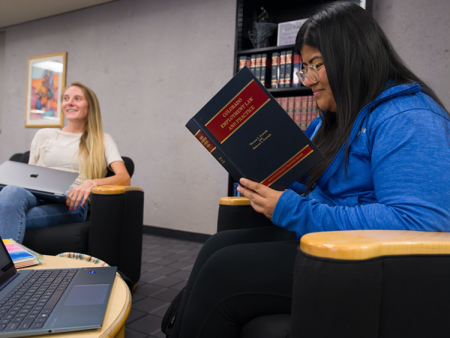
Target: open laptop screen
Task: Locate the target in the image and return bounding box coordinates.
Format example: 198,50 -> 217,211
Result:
0,238 -> 17,287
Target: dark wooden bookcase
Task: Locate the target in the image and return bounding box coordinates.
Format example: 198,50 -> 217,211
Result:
228,0 -> 372,195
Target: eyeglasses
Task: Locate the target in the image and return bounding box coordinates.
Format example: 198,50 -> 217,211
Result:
296,61 -> 324,86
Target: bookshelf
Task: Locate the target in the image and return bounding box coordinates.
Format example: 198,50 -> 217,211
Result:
228,0 -> 372,196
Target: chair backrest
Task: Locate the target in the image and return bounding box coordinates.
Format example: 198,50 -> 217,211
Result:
10,151 -> 135,178
9,153 -> 24,162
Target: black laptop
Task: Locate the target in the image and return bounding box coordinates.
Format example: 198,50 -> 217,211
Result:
0,238 -> 117,337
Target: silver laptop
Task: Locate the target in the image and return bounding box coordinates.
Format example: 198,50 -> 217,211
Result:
0,161 -> 78,203
0,237 -> 117,337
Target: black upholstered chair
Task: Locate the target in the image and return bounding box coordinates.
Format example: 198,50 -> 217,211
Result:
9,152 -> 144,290
219,197 -> 450,338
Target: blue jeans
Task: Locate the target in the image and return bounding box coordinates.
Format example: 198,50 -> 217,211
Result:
0,185 -> 88,243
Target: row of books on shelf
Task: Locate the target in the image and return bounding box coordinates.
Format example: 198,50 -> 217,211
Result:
277,95 -> 320,131
238,50 -> 303,89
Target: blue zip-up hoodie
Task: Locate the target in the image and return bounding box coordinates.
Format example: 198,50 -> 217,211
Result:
272,83 -> 450,239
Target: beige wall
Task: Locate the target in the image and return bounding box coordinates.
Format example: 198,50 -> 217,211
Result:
373,0 -> 450,109
0,0 -> 448,235
0,0 -> 235,235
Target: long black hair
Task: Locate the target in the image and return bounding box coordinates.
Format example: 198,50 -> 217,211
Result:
296,1 -> 448,193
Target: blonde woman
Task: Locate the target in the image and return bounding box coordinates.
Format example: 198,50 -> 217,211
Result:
0,82 -> 130,243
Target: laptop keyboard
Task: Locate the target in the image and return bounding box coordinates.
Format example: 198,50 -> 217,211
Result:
0,269 -> 76,331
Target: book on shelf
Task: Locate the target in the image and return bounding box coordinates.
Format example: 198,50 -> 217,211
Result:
292,52 -> 302,87
185,66 -> 324,191
260,53 -> 271,88
284,50 -> 293,88
287,96 -> 295,120
313,97 -> 320,120
279,51 -> 287,88
279,96 -> 288,115
300,96 -> 308,130
2,239 -> 44,269
271,52 -> 280,89
254,54 -> 261,82
250,54 -> 257,76
294,96 -> 301,127
238,56 -> 247,71
307,96 -> 313,127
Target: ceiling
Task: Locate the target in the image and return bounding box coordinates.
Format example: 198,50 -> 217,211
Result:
0,0 -> 118,29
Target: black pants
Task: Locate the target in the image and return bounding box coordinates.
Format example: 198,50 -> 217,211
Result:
169,226 -> 298,338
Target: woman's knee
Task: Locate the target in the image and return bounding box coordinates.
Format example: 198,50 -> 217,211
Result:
197,240 -> 299,291
0,185 -> 27,198
0,186 -> 33,207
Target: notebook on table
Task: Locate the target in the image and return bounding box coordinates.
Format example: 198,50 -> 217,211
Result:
0,161 -> 78,203
0,237 -> 117,337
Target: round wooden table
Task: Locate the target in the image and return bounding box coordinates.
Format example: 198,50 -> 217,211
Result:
22,255 -> 132,338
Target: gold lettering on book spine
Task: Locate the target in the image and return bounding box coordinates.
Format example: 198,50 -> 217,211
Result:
195,130 -> 216,153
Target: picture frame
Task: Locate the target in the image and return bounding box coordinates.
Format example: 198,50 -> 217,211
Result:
277,19 -> 307,46
25,52 -> 67,128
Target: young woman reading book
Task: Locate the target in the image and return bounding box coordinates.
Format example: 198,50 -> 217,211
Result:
0,82 -> 130,243
166,3 -> 450,338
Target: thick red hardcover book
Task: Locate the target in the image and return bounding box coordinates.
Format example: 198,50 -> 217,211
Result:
280,97 -> 288,114
287,96 -> 295,120
300,96 -> 308,131
294,96 -> 302,127
186,67 -> 324,191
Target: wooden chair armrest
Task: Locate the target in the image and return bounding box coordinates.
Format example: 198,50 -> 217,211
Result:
93,185 -> 144,195
219,197 -> 250,206
300,230 -> 450,260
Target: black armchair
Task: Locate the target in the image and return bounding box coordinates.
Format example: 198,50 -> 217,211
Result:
9,152 -> 144,290
219,197 -> 450,338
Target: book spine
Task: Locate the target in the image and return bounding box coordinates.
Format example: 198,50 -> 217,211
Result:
250,54 -> 257,76
287,96 -> 295,120
284,50 -> 293,88
279,51 -> 287,88
238,56 -> 247,71
313,97 -> 320,119
300,96 -> 308,131
186,118 -> 245,181
306,96 -> 314,128
280,97 -> 288,114
294,96 -> 301,127
271,52 -> 280,88
255,54 -> 262,82
260,53 -> 271,88
246,56 -> 251,69
292,52 -> 301,87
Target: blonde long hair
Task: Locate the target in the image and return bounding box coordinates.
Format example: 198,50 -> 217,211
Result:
62,82 -> 106,180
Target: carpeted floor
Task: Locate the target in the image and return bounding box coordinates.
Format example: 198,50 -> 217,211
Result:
125,233 -> 204,338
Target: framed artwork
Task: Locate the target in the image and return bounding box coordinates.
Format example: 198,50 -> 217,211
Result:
25,52 -> 67,128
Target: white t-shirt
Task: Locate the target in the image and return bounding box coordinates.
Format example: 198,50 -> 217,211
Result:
29,128 -> 123,188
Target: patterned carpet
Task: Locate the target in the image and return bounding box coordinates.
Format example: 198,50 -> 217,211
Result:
125,234 -> 204,338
